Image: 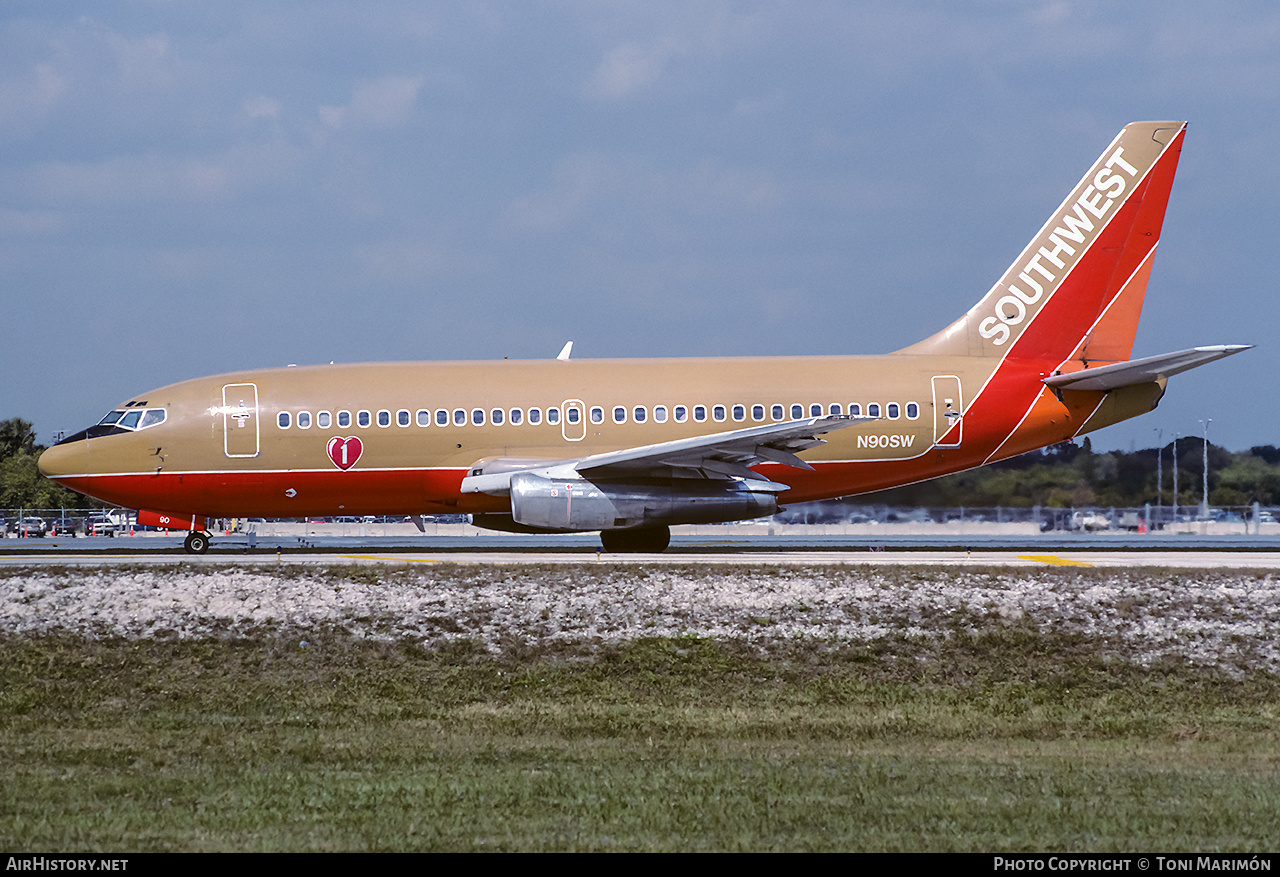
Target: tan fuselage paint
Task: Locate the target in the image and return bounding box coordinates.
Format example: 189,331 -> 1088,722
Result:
39,351 -> 1128,519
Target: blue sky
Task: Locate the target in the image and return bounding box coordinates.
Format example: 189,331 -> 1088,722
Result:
3,1 -> 1276,453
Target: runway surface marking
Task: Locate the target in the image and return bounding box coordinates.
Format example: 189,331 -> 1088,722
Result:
1018,555 -> 1096,567
340,554 -> 445,564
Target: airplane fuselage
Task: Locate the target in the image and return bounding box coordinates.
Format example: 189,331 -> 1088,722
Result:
42,350 -> 1151,520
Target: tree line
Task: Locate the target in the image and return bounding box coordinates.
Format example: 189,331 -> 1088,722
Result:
867,437 -> 1280,509
0,418 -> 101,511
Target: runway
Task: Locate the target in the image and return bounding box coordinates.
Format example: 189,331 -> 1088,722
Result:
4,533 -> 1280,568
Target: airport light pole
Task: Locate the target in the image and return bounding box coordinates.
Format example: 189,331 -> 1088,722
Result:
1154,428 -> 1163,519
1172,433 -> 1178,521
1200,419 -> 1212,519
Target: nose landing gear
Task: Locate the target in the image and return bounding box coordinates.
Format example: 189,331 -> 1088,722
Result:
183,531 -> 210,554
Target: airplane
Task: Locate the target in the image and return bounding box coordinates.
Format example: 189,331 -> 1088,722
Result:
38,120 -> 1250,554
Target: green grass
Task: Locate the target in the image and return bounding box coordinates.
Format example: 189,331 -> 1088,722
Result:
2,630 -> 1279,851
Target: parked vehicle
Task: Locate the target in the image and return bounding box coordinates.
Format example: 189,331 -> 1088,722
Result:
48,517 -> 81,536
10,517 -> 48,537
86,510 -> 132,536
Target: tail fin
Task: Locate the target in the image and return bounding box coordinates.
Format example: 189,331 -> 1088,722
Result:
897,121 -> 1187,362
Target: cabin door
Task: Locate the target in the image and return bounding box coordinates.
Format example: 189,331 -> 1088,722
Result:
931,375 -> 963,448
222,382 -> 260,458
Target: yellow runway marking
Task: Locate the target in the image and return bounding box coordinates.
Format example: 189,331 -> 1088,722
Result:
1018,555 -> 1094,567
339,554 -> 444,564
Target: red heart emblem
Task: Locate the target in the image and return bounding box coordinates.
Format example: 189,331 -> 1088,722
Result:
327,436 -> 363,470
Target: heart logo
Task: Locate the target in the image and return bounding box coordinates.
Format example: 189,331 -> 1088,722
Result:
327,436 -> 363,470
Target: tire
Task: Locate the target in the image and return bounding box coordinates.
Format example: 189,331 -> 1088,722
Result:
599,526 -> 671,553
184,531 -> 210,554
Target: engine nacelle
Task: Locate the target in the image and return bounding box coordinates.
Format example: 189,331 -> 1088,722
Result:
507,472 -> 779,532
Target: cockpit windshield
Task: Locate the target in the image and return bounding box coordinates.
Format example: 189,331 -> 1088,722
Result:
97,408 -> 166,431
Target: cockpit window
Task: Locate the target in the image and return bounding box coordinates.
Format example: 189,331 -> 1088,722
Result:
97,408 -> 166,432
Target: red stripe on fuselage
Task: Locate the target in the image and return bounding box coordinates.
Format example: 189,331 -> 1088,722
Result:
53,469 -> 508,519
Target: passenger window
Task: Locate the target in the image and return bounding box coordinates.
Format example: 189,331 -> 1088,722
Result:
318,411 -> 332,428
732,405 -> 745,422
712,405 -> 726,422
633,406 -> 647,423
752,405 -> 765,421
377,410 -> 391,427
906,402 -> 920,419
674,406 -> 688,423
417,409 -> 430,427
848,404 -> 861,417
297,411 -> 312,429
337,411 -> 351,428
790,404 -> 803,419
613,406 -> 626,424
453,409 -> 466,426
566,408 -> 578,424
529,408 -> 542,425
810,404 -> 822,417
398,409 -> 411,427
278,412 -> 291,429
887,403 -> 900,419
436,409 -> 448,426
829,403 -> 842,416
868,403 -> 881,417
492,408 -> 505,425
547,408 -> 560,425
590,407 -> 603,424
510,408 -> 523,425
357,410 -> 371,428
772,404 -> 785,421
471,409 -> 485,426
693,405 -> 707,422
654,406 -> 668,423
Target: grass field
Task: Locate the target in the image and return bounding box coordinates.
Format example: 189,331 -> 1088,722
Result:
2,563 -> 1279,851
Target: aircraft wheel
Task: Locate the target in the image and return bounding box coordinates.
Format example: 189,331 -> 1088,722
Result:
184,531 -> 210,554
600,526 -> 670,553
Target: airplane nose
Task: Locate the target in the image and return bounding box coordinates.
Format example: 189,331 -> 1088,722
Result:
37,442 -> 77,480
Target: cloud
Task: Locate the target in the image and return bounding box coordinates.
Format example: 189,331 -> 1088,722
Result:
585,40 -> 679,99
20,139 -> 303,207
243,95 -> 281,120
0,63 -> 66,139
319,75 -> 424,130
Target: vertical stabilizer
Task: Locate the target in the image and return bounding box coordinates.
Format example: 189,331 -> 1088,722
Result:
897,121 -> 1186,362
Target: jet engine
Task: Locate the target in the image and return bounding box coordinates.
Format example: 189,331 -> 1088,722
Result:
472,472 -> 779,533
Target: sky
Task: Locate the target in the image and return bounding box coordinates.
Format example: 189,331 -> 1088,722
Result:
3,1 -> 1277,454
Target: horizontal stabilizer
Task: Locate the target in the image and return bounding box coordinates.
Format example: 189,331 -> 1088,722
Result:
1043,345 -> 1252,392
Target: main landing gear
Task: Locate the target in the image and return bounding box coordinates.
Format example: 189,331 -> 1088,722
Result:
599,525 -> 671,553
183,531 -> 211,554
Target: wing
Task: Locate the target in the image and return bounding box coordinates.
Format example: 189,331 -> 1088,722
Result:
460,414 -> 872,495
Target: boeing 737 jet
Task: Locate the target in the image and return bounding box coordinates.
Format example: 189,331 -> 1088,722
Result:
38,121 -> 1249,553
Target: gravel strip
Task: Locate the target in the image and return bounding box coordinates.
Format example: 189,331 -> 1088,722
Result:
3,565 -> 1278,673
